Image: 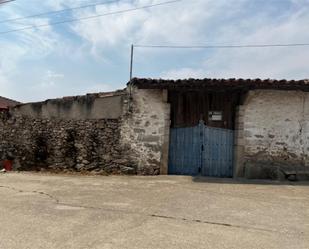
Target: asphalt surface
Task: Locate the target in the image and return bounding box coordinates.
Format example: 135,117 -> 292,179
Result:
0,172 -> 308,249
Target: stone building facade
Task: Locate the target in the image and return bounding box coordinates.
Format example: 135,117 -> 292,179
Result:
120,88 -> 170,175
1,78 -> 309,180
235,90 -> 309,180
130,78 -> 309,180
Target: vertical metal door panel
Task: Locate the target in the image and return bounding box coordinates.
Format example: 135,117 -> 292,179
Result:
168,125 -> 201,175
169,123 -> 234,177
202,126 -> 234,177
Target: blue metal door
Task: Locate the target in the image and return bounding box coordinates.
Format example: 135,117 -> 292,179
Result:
168,122 -> 234,177
202,126 -> 234,177
168,125 -> 201,175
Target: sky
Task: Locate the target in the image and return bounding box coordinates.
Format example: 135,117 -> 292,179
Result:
0,0 -> 309,102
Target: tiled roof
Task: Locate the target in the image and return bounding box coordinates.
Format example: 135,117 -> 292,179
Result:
130,78 -> 309,91
0,96 -> 20,109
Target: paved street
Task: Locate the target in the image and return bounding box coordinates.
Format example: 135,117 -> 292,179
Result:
0,173 -> 308,249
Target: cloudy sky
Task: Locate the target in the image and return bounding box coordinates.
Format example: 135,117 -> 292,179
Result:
0,0 -> 308,102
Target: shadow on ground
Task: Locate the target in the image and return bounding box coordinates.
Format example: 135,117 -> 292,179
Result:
191,176 -> 309,186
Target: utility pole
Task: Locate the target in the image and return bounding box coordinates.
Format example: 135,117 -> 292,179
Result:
128,44 -> 134,111
129,44 -> 134,96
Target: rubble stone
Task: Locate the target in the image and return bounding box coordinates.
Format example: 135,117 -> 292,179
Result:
0,113 -> 136,174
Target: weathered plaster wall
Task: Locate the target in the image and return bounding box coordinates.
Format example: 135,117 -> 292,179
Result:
13,92 -> 123,120
238,90 -> 309,180
120,87 -> 170,175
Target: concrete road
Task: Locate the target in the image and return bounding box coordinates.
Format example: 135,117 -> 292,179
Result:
0,173 -> 308,249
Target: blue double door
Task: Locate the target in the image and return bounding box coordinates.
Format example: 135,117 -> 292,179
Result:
168,122 -> 234,177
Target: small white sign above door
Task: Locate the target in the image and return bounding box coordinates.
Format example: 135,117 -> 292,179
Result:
209,111 -> 223,121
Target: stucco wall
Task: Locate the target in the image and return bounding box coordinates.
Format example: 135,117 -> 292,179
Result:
237,90 -> 309,180
13,93 -> 123,120
120,87 -> 170,175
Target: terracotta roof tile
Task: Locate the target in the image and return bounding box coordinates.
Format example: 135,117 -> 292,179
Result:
130,78 -> 309,91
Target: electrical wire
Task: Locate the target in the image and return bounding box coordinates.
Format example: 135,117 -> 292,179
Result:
0,0 -> 15,5
0,0 -> 120,24
0,0 -> 182,35
134,43 -> 309,49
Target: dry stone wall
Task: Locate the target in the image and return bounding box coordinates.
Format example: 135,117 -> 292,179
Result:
0,114 -> 132,173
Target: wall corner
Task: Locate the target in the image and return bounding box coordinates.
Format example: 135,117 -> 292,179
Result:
160,89 -> 170,175
234,105 -> 245,178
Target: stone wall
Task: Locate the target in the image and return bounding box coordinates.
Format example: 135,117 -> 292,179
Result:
120,87 -> 170,175
0,88 -> 170,175
233,105 -> 245,178
0,90 -> 141,174
4,87 -> 309,179
0,113 -> 136,174
237,90 -> 309,180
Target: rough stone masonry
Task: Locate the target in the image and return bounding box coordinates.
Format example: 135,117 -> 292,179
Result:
0,112 -> 139,174
3,78 -> 309,179
0,87 -> 169,175
0,92 -> 138,174
235,90 -> 309,180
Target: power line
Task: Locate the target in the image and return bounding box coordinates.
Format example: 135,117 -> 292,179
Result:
0,0 -> 120,24
0,0 -> 15,5
0,0 -> 182,35
134,43 -> 309,49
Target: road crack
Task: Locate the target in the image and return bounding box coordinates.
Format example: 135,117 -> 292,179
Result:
0,185 -> 60,204
0,185 -> 290,235
149,214 -> 278,233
